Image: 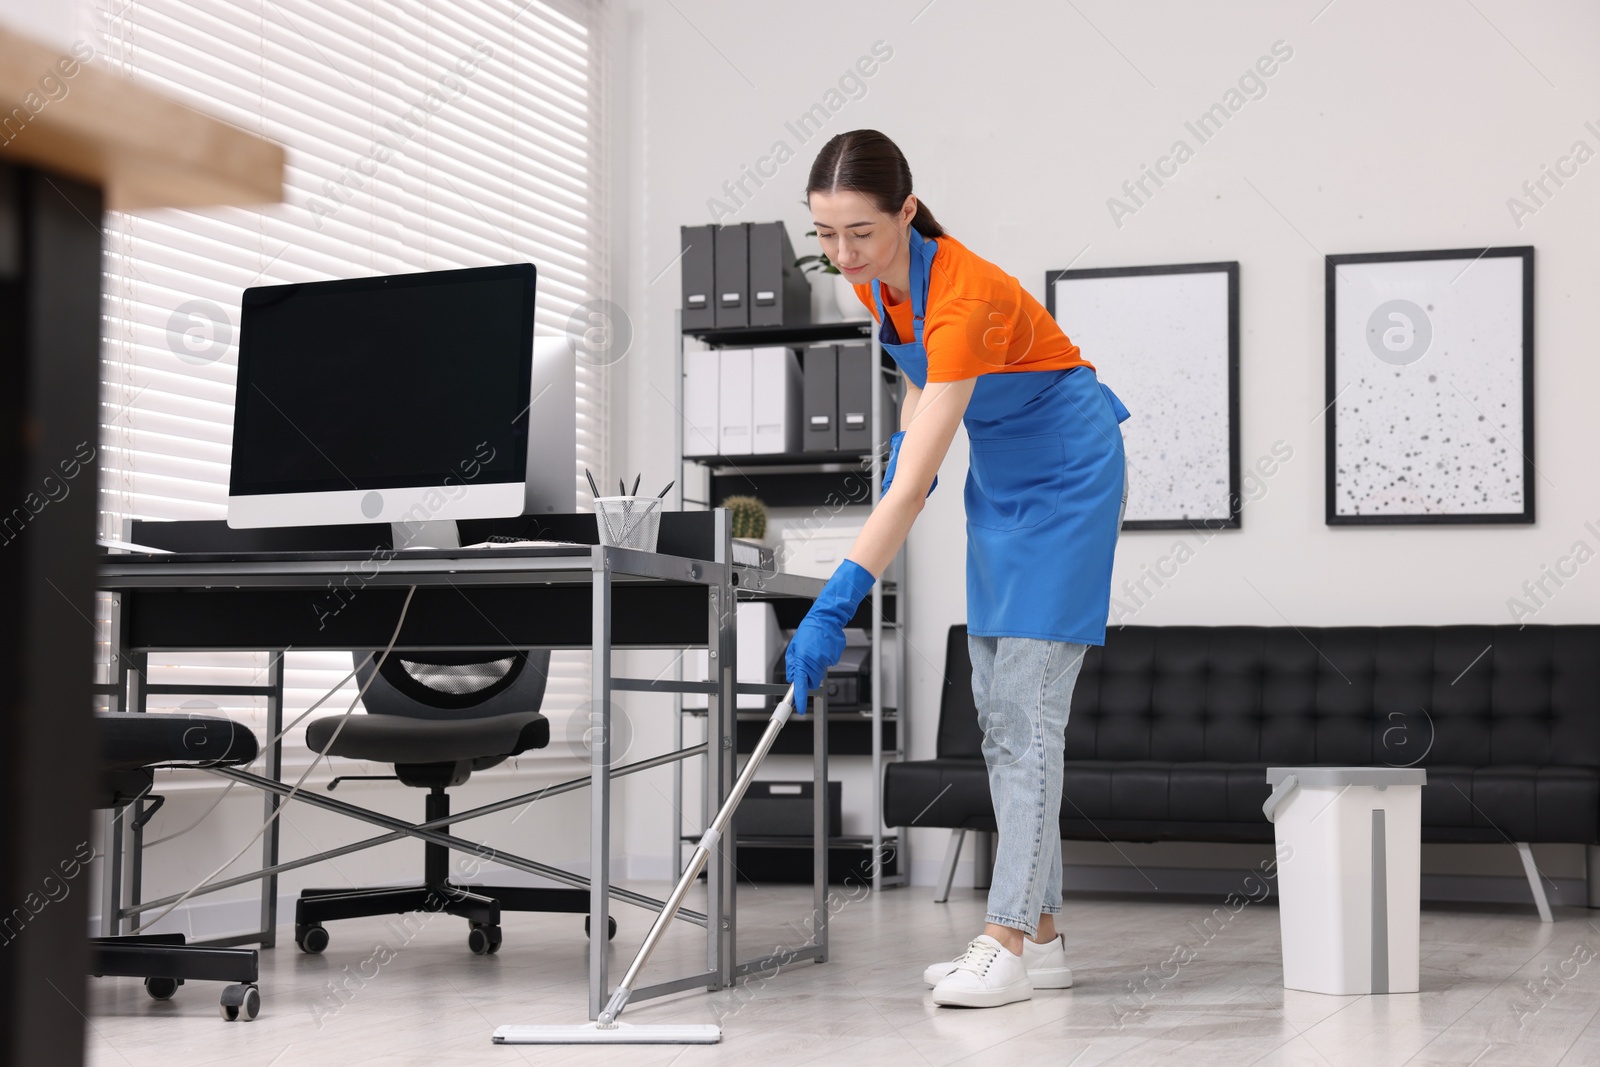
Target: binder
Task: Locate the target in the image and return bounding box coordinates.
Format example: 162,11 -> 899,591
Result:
680,225 -> 716,331
748,221 -> 811,328
714,223 -> 750,328
802,343 -> 838,452
683,347 -> 719,456
836,340 -> 875,452
751,345 -> 802,454
717,347 -> 753,455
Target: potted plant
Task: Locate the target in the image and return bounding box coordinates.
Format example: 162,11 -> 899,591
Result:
796,231 -> 865,321
720,495 -> 768,543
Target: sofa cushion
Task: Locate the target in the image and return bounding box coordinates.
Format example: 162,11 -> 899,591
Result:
883,758 -> 996,833
890,757 -> 1600,845
1417,764 -> 1600,843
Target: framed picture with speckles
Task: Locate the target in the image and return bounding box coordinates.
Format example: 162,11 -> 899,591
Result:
1047,261 -> 1241,531
1326,246 -> 1534,525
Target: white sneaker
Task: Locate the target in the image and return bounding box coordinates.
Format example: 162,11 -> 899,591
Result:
930,934 -> 1034,1008
923,933 -> 1073,989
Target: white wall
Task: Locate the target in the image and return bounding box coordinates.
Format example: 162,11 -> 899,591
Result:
0,0 -> 92,52
612,0 -> 1600,891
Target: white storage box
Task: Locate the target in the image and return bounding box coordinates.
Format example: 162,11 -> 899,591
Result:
1263,766 -> 1427,995
778,524 -> 863,580
684,601 -> 781,710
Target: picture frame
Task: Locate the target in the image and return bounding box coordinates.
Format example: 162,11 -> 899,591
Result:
1325,246 -> 1534,525
1046,261 -> 1241,530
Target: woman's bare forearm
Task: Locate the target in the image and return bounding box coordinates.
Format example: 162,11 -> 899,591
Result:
844,487 -> 925,578
900,376 -> 921,430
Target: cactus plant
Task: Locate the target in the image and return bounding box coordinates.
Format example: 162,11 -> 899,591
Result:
721,495 -> 767,541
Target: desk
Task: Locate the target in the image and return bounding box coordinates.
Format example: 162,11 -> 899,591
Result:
96,511 -> 827,1019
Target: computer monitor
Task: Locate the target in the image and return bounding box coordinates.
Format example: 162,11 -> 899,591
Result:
227,263 -> 575,535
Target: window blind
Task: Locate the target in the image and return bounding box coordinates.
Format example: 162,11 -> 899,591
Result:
93,0 -> 610,757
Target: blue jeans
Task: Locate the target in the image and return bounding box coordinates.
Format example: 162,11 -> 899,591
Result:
967,452 -> 1123,937
968,634 -> 1089,939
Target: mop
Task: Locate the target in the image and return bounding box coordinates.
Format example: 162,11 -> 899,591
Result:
493,683 -> 801,1045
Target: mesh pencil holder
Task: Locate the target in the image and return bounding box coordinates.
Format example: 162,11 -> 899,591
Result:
594,496 -> 662,552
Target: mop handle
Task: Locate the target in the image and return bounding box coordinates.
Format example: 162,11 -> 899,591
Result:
599,684 -> 800,1026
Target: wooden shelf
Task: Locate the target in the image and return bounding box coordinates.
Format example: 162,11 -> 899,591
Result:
0,28 -> 283,210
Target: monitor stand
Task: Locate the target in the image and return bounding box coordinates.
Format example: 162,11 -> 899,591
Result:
391,519 -> 460,551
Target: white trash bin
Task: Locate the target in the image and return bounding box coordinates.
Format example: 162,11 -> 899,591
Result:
1263,766 -> 1427,995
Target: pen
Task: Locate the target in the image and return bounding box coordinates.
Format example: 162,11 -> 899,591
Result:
585,468 -> 601,500
656,480 -> 675,499
631,474 -> 641,495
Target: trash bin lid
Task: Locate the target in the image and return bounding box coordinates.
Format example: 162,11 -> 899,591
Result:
1265,766 -> 1426,787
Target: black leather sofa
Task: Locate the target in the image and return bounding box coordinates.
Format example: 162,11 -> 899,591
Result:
883,625 -> 1600,916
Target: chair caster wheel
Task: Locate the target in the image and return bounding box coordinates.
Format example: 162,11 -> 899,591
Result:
468,923 -> 502,955
144,976 -> 182,1001
584,915 -> 617,941
220,983 -> 260,1021
296,924 -> 329,954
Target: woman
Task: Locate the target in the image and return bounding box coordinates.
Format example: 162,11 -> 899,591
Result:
785,129 -> 1130,1009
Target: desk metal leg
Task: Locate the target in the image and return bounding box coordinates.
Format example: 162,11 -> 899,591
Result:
709,569 -> 737,984
703,586 -> 720,983
114,652 -> 149,936
258,652 -> 284,948
672,664 -> 683,880
814,687 -> 828,962
101,809 -> 124,938
99,619 -> 131,937
588,548 -> 612,1020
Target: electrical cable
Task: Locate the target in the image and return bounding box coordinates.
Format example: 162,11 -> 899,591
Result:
134,586 -> 417,932
134,658 -> 364,850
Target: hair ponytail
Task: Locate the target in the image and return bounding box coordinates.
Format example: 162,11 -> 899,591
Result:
908,198 -> 943,238
806,129 -> 945,238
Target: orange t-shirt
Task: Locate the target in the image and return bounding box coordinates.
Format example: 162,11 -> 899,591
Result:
854,232 -> 1092,383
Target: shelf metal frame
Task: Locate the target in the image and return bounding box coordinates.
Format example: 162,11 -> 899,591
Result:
673,308 -> 910,892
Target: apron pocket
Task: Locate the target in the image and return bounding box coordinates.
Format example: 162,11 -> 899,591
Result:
966,432 -> 1065,532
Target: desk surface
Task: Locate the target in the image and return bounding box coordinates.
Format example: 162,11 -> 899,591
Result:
99,542 -> 824,652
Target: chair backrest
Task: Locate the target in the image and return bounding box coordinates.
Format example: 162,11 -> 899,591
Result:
1067,625 -> 1600,769
936,625 -> 986,759
934,624 -> 1600,770
353,649 -> 551,721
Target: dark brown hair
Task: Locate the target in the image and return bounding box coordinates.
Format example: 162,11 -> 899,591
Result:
805,129 -> 945,238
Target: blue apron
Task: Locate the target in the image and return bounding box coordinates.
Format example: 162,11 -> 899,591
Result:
872,228 -> 1131,646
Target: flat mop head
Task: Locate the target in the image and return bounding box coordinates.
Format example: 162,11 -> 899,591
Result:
493,1022 -> 721,1045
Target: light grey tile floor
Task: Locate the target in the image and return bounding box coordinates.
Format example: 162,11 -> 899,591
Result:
85,881 -> 1600,1066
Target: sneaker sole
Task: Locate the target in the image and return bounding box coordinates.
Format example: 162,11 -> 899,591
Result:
923,963 -> 1073,989
1028,965 -> 1073,989
931,980 -> 1034,1008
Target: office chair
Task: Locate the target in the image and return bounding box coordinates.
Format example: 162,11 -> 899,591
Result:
295,648 -> 607,957
92,712 -> 263,1021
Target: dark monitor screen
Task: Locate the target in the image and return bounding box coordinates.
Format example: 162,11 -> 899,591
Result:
230,263 -> 536,497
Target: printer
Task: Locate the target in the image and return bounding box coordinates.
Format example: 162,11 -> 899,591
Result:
774,627 -> 871,711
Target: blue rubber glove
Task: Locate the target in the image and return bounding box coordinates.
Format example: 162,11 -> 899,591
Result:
785,559 -> 876,716
881,430 -> 937,497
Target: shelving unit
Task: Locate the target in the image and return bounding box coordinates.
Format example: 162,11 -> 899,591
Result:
671,310 -> 910,891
